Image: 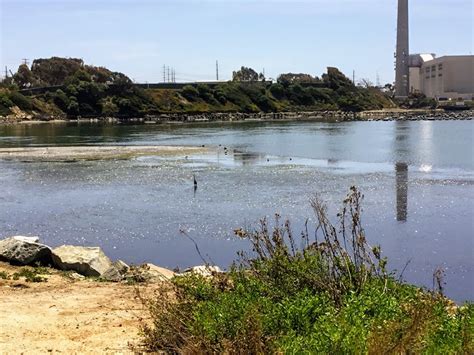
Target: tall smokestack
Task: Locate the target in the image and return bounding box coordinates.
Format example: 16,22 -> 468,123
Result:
395,0 -> 409,98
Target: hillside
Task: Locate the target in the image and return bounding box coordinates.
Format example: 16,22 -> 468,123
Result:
0,57 -> 398,120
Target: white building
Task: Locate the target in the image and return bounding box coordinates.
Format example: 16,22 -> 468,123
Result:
408,54 -> 474,100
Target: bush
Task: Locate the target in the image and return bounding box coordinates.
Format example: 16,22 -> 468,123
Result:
9,91 -> 33,110
140,187 -> 473,353
181,85 -> 199,101
53,89 -> 70,111
269,83 -> 286,100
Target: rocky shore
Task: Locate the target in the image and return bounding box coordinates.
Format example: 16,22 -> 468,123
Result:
0,235 -> 222,353
1,108 -> 472,125
0,235 -> 221,282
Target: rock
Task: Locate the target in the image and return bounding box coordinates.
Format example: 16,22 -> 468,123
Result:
51,245 -> 113,277
69,272 -> 85,280
12,236 -> 40,243
102,266 -> 123,282
102,260 -> 130,282
124,263 -> 175,283
145,263 -> 175,281
0,237 -> 52,265
181,265 -> 222,278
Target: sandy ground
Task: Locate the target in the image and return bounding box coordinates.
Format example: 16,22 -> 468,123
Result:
0,145 -> 208,162
0,262 -> 156,354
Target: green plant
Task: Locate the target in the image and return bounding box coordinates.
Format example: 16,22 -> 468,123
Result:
12,267 -> 49,283
140,187 -> 472,353
0,271 -> 9,279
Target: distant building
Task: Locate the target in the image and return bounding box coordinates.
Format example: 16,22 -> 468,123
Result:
394,0 -> 474,101
408,54 -> 474,100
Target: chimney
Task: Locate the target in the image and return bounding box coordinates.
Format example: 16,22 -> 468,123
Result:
395,0 -> 409,98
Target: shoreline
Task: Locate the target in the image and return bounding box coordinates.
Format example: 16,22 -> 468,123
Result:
1,109 -> 472,126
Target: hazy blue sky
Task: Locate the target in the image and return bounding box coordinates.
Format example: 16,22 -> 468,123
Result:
1,0 -> 472,84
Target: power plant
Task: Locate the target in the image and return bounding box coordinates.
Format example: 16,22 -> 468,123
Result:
395,0 -> 474,100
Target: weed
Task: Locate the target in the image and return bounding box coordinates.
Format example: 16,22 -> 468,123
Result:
139,187 -> 473,354
12,267 -> 49,283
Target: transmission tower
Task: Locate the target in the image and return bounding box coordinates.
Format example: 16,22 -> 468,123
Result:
216,60 -> 219,81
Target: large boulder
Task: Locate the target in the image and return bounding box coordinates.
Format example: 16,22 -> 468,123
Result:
0,236 -> 52,265
52,245 -> 113,277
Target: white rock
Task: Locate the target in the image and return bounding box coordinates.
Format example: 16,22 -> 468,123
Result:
12,236 -> 40,243
52,245 -> 113,277
182,265 -> 222,277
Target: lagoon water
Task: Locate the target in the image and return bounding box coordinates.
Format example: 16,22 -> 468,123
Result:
0,120 -> 473,301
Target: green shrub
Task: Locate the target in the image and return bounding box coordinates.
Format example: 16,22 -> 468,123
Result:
181,85 -> 199,101
140,187 -> 473,353
12,267 -> 50,283
9,91 -> 33,110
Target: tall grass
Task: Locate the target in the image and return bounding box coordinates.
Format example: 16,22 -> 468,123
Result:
139,187 -> 473,354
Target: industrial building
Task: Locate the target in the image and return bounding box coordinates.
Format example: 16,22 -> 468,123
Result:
408,54 -> 474,100
395,0 -> 474,100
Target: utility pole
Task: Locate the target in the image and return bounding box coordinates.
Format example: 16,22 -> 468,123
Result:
216,60 -> 219,81
163,65 -> 166,83
4,66 -> 8,80
353,70 -> 356,85
167,66 -> 170,83
376,72 -> 381,88
21,58 -> 29,66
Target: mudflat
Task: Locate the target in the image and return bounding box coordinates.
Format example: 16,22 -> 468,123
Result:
0,145 -> 207,162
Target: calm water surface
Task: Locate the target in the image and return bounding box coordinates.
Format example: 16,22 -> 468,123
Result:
0,120 -> 472,301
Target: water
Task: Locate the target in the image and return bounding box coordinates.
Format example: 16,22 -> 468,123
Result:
0,120 -> 473,302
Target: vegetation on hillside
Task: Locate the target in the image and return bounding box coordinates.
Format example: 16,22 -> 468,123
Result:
139,187 -> 472,354
2,57 -> 437,120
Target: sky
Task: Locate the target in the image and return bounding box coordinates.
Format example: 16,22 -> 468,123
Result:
0,0 -> 472,85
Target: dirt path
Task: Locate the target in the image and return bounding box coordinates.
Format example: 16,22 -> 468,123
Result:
0,262 -> 154,354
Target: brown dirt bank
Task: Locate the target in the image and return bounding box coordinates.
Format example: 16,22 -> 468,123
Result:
0,262 -> 156,354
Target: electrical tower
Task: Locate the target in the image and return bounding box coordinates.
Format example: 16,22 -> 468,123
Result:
216,60 -> 219,81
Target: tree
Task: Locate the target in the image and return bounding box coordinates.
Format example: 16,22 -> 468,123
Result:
322,67 -> 355,90
13,64 -> 35,89
358,78 -> 374,88
277,73 -> 319,86
232,67 -> 259,82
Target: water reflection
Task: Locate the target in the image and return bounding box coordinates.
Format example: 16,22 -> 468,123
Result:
396,162 -> 408,222
232,150 -> 263,166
